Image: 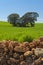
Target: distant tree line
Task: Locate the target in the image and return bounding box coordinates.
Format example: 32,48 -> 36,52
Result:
7,12 -> 39,27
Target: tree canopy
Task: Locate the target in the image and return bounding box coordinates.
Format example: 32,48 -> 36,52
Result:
7,13 -> 20,26
21,12 -> 39,26
7,12 -> 39,27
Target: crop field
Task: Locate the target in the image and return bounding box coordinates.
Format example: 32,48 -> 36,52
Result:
0,22 -> 43,42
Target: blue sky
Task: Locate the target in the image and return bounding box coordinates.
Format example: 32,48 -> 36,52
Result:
0,0 -> 43,22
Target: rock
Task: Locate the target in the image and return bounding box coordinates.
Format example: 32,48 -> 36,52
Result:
32,55 -> 38,61
32,48 -> 37,55
32,57 -> 43,65
13,41 -> 20,47
24,51 -> 38,65
33,40 -> 40,47
34,48 -> 43,56
8,42 -> 13,51
8,58 -> 19,65
24,51 -> 33,57
20,55 -> 24,61
22,42 -> 29,47
0,56 -> 7,65
0,43 -> 5,54
14,46 -> 29,53
0,43 -> 5,49
25,56 -> 33,65
40,37 -> 43,42
20,61 -> 28,65
14,46 -> 24,52
22,46 -> 29,52
13,53 -> 19,59
29,42 -> 35,49
38,42 -> 43,48
0,38 -> 43,65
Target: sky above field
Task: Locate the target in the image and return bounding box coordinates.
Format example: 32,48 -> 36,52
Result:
0,0 -> 43,22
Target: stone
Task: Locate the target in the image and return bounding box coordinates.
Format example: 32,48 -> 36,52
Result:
14,46 -> 24,52
34,48 -> 43,56
8,58 -> 19,65
20,61 -> 28,65
32,57 -> 43,65
29,42 -> 35,49
0,38 -> 43,65
13,41 -> 20,47
20,55 -> 24,61
14,46 -> 29,53
40,37 -> 43,42
24,51 -> 33,57
13,53 -> 19,59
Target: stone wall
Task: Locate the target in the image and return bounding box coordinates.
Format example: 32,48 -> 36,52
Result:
0,37 -> 43,65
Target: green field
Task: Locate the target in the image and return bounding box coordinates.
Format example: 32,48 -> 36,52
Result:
0,22 -> 43,42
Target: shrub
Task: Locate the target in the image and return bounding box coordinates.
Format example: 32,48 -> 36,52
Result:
23,35 -> 33,42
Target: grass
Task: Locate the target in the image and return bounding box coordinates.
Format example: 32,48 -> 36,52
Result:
0,21 -> 43,42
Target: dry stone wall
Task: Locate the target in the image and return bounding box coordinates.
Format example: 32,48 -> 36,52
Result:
0,37 -> 43,65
